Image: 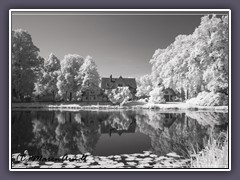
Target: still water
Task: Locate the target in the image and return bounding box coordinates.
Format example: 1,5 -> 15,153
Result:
12,110 -> 228,158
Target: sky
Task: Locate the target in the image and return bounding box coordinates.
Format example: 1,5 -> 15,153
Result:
11,11 -> 226,78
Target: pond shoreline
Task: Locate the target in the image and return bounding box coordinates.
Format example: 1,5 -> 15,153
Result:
12,102 -> 228,112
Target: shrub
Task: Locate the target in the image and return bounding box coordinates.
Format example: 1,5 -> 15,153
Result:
149,87 -> 166,104
186,91 -> 228,106
190,132 -> 228,168
105,87 -> 132,106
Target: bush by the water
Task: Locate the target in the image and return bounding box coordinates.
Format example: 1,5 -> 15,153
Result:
187,91 -> 228,106
149,87 -> 165,104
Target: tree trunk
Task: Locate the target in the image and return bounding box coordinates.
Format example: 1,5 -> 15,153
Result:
181,87 -> 185,101
87,89 -> 90,104
64,91 -> 68,102
185,89 -> 189,100
70,92 -> 72,101
20,94 -> 24,102
52,91 -> 55,102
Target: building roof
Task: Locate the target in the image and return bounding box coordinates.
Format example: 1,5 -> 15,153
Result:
101,76 -> 137,89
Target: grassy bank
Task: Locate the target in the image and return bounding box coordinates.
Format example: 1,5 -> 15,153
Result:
12,101 -> 228,112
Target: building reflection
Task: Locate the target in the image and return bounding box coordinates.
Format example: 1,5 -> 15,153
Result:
11,110 -> 228,157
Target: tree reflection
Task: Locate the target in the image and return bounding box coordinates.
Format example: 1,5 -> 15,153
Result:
29,111 -> 102,157
12,110 -> 228,157
135,110 -> 228,157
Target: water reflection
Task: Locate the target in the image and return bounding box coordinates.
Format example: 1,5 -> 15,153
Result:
12,110 -> 228,157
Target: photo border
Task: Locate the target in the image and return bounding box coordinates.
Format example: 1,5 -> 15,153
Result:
9,9 -> 231,172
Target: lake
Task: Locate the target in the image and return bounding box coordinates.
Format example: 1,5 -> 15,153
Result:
11,110 -> 228,158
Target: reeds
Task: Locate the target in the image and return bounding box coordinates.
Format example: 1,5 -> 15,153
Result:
189,131 -> 228,168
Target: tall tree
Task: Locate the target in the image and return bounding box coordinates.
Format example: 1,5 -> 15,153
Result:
34,53 -> 61,101
79,56 -> 100,91
76,56 -> 101,101
57,54 -> 84,101
195,15 -> 229,94
149,14 -> 229,100
12,29 -> 43,101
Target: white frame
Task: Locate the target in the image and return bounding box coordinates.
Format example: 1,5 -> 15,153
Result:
9,9 -> 231,171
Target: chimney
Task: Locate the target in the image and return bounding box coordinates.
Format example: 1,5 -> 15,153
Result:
110,74 -> 112,82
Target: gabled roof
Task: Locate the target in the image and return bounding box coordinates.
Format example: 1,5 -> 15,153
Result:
101,77 -> 137,89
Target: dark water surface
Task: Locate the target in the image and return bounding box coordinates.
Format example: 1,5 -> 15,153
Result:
11,110 -> 228,158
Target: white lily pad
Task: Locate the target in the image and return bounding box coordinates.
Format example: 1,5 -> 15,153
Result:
135,158 -> 144,161
64,165 -> 76,168
40,165 -> 51,168
125,157 -> 136,161
89,165 -> 102,168
84,152 -> 91,156
142,157 -> 153,161
155,156 -> 167,161
131,153 -> 142,156
166,152 -> 181,158
45,161 -> 54,165
78,165 -> 90,168
12,163 -> 27,168
150,154 -> 157,158
49,165 -> 62,168
114,155 -> 121,158
126,162 -> 137,166
52,162 -> 63,166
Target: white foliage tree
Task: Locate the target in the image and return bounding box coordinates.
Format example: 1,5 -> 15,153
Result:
12,29 -> 43,101
57,54 -> 84,101
149,14 -> 229,103
149,86 -> 166,104
106,87 -> 133,106
34,53 -> 61,101
79,56 -> 100,91
136,74 -> 153,98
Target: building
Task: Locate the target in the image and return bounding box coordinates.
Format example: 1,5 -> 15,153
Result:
81,83 -> 108,102
163,88 -> 176,102
81,75 -> 137,102
101,75 -> 137,99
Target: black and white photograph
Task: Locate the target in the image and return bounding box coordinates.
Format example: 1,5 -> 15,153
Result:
9,9 -> 230,171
